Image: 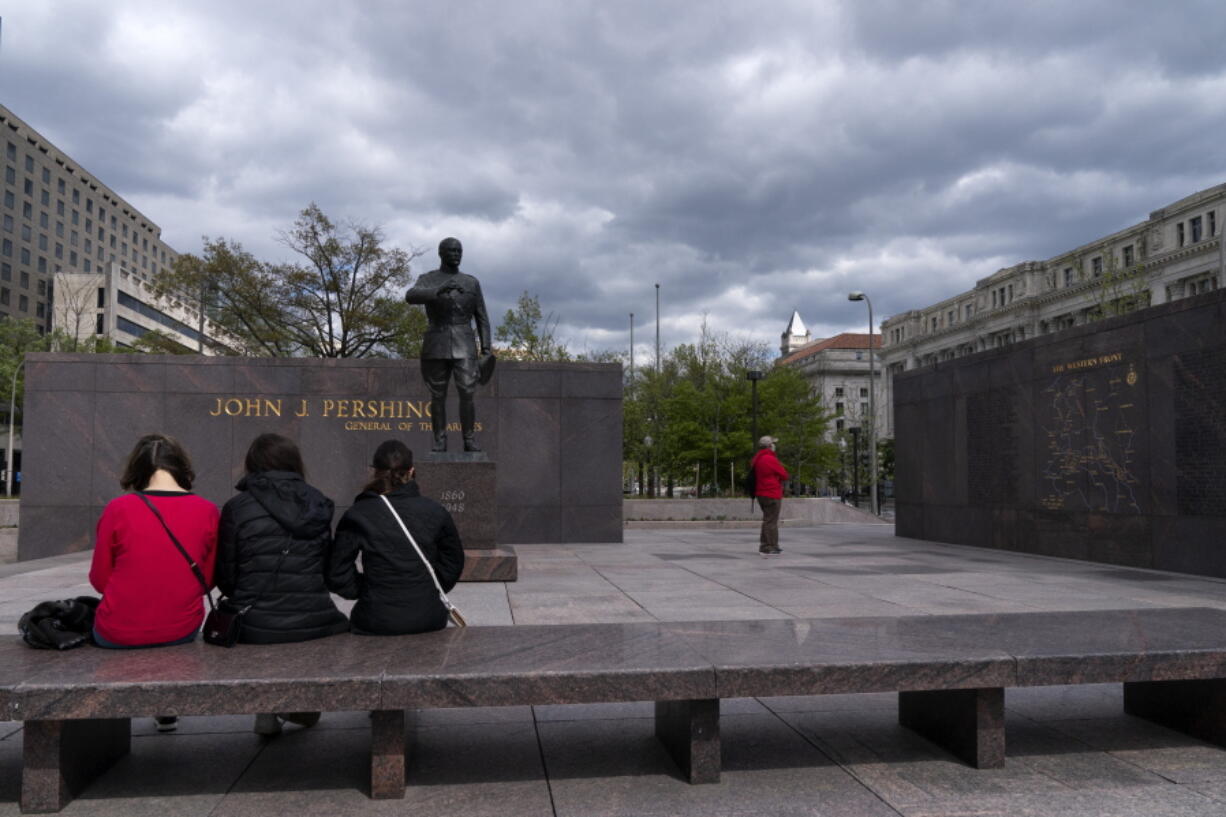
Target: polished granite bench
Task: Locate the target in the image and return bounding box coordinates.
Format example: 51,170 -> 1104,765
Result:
6,607 -> 1226,812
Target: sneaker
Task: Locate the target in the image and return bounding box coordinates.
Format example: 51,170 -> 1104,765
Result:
253,713 -> 282,736
155,716 -> 178,733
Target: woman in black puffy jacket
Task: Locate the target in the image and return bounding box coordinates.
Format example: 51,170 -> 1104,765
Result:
327,439 -> 465,635
217,433 -> 349,734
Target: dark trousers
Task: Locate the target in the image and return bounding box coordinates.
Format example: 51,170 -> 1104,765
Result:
421,358 -> 480,441
758,497 -> 781,550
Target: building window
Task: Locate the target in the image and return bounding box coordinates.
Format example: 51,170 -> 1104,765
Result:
0,263 -> 9,281
1191,216 -> 1203,243
860,402 -> 869,415
1178,222 -> 1185,247
19,247 -> 28,265
36,302 -> 44,318
37,280 -> 45,296
860,387 -> 868,397
1211,211 -> 1217,238
83,259 -> 91,272
836,419 -> 844,432
930,316 -> 938,331
18,295 -> 28,312
4,142 -> 14,161
0,288 -> 8,305
1091,257 -> 1103,277
834,387 -> 844,397
4,166 -> 14,185
20,271 -> 28,288
3,191 -> 11,209
24,155 -> 34,173
96,313 -> 104,334
1,238 -> 10,257
835,402 -> 844,415
1123,244 -> 1134,267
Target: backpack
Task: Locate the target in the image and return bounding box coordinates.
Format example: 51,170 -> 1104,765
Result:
742,458 -> 757,497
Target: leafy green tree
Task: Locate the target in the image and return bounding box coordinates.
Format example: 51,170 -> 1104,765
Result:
0,319 -> 53,429
156,204 -> 426,357
494,292 -> 571,361
622,320 -> 832,497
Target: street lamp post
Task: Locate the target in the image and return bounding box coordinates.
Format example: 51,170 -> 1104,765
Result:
6,356 -> 26,498
853,428 -> 863,507
629,312 -> 634,385
848,291 -> 878,516
746,370 -> 763,448
654,283 -> 661,374
839,437 -> 847,499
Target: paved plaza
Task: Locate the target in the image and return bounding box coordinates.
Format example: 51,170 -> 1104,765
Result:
5,523 -> 1226,816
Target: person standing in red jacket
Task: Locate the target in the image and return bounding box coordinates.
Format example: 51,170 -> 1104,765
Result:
750,435 -> 789,554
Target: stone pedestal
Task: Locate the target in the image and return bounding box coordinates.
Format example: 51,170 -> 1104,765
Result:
417,453 -> 517,582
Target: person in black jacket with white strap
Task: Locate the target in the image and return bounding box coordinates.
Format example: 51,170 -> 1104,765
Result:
217,433 -> 349,735
327,439 -> 465,635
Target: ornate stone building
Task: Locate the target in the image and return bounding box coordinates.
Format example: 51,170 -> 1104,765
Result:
776,323 -> 884,441
880,181 -> 1226,435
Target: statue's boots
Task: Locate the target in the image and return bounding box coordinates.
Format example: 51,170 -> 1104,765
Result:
431,399 -> 447,452
460,398 -> 481,452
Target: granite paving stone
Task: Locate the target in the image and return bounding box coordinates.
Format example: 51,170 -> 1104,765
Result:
543,714 -> 900,817
896,787 -> 1226,817
47,731 -> 261,817
1045,717 -> 1226,783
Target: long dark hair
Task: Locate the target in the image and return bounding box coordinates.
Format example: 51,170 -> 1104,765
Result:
120,433 -> 195,491
362,439 -> 413,494
244,433 -> 305,476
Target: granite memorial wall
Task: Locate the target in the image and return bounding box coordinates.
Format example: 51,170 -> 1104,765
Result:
895,288 -> 1226,576
18,355 -> 623,570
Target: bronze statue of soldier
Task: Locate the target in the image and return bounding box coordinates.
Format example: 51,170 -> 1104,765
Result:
405,237 -> 492,453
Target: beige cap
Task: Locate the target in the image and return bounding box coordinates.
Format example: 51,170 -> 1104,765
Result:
758,435 -> 777,448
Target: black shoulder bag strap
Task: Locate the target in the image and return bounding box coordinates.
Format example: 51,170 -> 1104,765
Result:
137,492 -> 216,612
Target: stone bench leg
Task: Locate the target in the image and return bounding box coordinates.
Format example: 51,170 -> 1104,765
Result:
21,718 -> 131,814
1124,679 -> 1226,745
369,710 -> 407,799
654,699 -> 720,783
898,688 -> 1005,768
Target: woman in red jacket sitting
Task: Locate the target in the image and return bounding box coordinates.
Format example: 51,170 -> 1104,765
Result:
90,434 -> 220,650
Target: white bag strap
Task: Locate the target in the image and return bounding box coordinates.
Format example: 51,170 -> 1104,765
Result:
379,494 -> 457,612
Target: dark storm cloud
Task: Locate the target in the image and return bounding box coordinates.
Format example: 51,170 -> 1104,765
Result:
5,0 -> 1226,356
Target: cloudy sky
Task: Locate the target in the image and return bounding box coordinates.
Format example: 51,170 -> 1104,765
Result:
4,1 -> 1226,359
